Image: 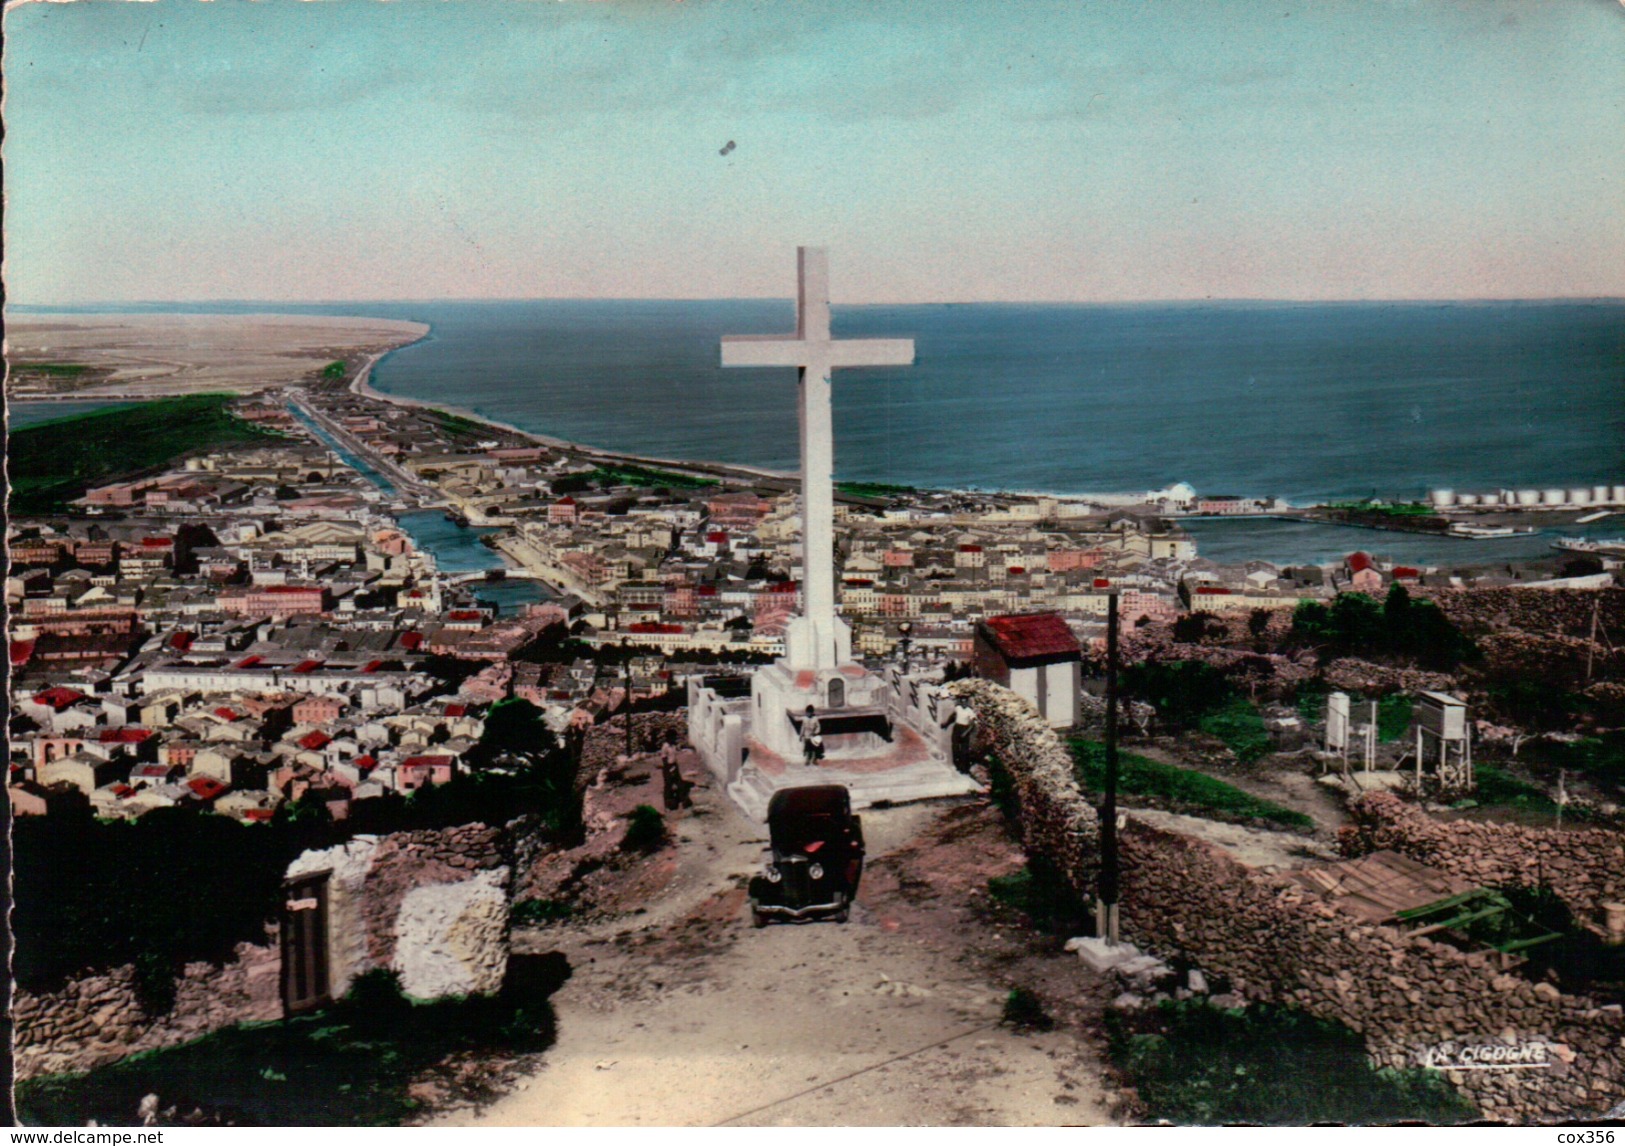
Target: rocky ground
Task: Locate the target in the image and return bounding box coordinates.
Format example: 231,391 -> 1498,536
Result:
428,757 -> 1121,1127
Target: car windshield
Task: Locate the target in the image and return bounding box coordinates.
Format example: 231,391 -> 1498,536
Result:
771,812 -> 845,856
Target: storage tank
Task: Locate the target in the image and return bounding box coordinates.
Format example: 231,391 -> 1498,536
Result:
1571,488 -> 1593,506
1593,485 -> 1609,504
1613,485 -> 1625,504
1517,489 -> 1541,506
1430,489 -> 1456,508
1458,493 -> 1478,506
1479,491 -> 1501,506
1543,489 -> 1567,506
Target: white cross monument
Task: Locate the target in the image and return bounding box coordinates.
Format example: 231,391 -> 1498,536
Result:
722,247 -> 913,671
719,247 -> 915,763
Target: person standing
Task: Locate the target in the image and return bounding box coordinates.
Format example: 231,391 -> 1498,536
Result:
659,732 -> 686,811
801,705 -> 823,768
943,699 -> 977,773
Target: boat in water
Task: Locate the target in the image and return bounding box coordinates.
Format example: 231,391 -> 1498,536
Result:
1552,536 -> 1625,555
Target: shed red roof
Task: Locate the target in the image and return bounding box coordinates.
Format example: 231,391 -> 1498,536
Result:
10,639 -> 37,667
980,613 -> 1081,661
1347,552 -> 1375,573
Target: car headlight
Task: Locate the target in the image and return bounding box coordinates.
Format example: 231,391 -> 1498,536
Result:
766,865 -> 782,883
809,863 -> 825,881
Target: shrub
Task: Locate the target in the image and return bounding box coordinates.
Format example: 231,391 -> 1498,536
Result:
1001,987 -> 1054,1032
511,898 -> 575,926
987,861 -> 1090,935
1121,661 -> 1234,729
621,805 -> 667,852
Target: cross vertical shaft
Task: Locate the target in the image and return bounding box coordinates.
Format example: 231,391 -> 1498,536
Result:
721,247 -> 913,670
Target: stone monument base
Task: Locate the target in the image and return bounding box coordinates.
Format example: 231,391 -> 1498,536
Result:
688,661 -> 982,822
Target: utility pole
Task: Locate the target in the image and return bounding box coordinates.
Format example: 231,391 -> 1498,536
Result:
1586,594 -> 1600,684
1097,592 -> 1121,945
624,662 -> 635,759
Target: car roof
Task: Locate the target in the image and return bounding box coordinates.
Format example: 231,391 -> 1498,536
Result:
766,784 -> 851,820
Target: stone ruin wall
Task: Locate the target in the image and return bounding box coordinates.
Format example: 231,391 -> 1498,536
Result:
950,678 -> 1625,1121
12,823 -> 512,1084
12,941 -> 281,1083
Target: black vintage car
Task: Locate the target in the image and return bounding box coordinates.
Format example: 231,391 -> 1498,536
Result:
749,785 -> 865,926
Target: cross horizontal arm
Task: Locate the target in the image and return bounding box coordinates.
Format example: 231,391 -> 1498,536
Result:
720,335 -> 813,368
828,339 -> 915,368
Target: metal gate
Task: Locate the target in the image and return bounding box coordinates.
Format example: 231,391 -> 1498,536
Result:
281,873 -> 331,1015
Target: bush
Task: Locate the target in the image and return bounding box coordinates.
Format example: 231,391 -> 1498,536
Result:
1106,999 -> 1476,1125
511,898 -> 575,926
987,861 -> 1091,935
1197,699 -> 1272,764
1001,987 -> 1054,1032
1071,740 -> 1312,831
621,805 -> 667,852
1121,661 -> 1235,729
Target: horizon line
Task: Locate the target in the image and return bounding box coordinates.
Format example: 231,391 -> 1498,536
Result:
10,294 -> 1625,310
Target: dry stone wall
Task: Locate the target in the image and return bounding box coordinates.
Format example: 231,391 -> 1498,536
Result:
947,677 -> 1100,896
1342,792 -> 1625,924
1119,818 -> 1625,1122
949,678 -> 1625,1121
12,941 -> 280,1082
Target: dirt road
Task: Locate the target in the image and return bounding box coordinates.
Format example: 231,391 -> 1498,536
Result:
436,780 -> 1113,1127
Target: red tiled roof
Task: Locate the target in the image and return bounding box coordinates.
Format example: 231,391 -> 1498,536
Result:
236,655 -> 263,668
980,613 -> 1081,660
140,536 -> 174,549
445,703 -> 467,717
214,706 -> 241,721
265,585 -> 324,596
169,632 -> 194,651
399,632 -> 425,650
697,585 -> 717,596
959,544 -> 983,553
401,754 -> 454,768
1195,586 -> 1233,595
556,496 -> 576,506
1393,566 -> 1420,579
1093,578 -> 1111,588
297,731 -> 332,751
10,639 -> 37,667
32,687 -> 87,710
188,776 -> 228,800
360,659 -> 383,673
354,755 -> 377,770
627,622 -> 683,634
292,659 -> 323,673
244,808 -> 275,822
1008,567 -> 1026,576
1347,552 -> 1375,573
100,727 -> 156,744
448,610 -> 483,621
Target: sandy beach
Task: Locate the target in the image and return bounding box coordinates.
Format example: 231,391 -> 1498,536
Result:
6,313 -> 431,398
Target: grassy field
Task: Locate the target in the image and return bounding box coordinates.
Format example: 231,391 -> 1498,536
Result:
1070,740 -> 1314,831
593,462 -> 718,490
9,394 -> 280,514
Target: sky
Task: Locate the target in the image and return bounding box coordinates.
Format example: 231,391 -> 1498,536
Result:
3,0 -> 1622,304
